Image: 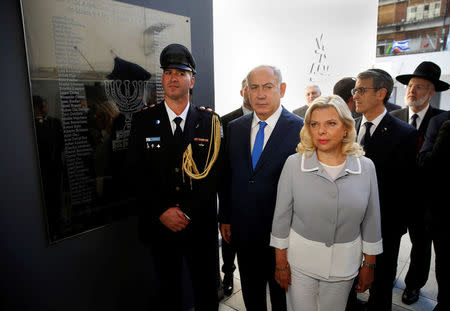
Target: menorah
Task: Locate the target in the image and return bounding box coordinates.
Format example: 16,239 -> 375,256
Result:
104,79 -> 150,151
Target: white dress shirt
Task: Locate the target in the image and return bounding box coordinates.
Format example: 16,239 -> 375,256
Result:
250,104 -> 283,152
357,109 -> 387,144
408,104 -> 429,130
164,101 -> 190,134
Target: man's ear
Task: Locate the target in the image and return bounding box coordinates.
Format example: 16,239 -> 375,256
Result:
280,83 -> 287,98
377,88 -> 388,102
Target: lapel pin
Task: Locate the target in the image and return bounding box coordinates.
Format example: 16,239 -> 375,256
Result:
196,123 -> 200,128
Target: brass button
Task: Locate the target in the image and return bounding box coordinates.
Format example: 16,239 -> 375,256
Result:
175,168 -> 180,173
175,186 -> 180,191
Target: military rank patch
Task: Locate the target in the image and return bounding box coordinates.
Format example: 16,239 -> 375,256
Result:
146,137 -> 161,149
193,138 -> 209,142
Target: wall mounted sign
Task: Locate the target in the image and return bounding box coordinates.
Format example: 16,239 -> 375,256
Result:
20,0 -> 191,243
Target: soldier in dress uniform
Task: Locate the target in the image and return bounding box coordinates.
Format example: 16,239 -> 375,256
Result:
126,43 -> 222,311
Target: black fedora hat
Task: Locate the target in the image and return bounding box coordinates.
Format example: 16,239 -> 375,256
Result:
396,61 -> 449,92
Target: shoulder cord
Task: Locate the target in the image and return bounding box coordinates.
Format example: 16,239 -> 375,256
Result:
182,114 -> 221,188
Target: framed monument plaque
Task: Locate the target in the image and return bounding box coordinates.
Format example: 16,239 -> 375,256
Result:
20,0 -> 192,243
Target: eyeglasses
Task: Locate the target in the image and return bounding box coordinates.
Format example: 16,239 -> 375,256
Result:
407,84 -> 431,91
351,87 -> 379,96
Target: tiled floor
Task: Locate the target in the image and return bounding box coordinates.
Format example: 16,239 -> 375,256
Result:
218,233 -> 438,311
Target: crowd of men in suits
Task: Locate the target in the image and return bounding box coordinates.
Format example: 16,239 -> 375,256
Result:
217,61 -> 448,311
127,42 -> 448,311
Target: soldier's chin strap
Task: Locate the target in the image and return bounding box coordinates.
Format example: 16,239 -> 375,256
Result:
182,114 -> 221,189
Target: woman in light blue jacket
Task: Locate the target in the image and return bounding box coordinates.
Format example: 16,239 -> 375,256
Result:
270,95 -> 382,311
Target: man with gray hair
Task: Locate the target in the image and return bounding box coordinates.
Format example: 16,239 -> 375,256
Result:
293,84 -> 321,118
392,61 -> 446,306
219,65 -> 303,310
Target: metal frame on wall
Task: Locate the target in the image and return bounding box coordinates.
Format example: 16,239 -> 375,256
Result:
20,0 -> 192,243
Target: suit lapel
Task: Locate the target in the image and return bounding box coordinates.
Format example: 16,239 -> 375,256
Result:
243,114 -> 253,172
401,109 -> 409,123
183,104 -> 199,150
368,114 -> 391,148
355,117 -> 362,135
158,102 -> 174,145
253,108 -> 289,173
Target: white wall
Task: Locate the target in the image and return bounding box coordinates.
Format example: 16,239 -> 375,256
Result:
213,0 -> 378,116
376,51 -> 450,110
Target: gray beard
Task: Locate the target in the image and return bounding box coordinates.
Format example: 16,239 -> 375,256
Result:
405,95 -> 429,108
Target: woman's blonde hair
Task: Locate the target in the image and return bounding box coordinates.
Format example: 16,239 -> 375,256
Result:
297,95 -> 364,157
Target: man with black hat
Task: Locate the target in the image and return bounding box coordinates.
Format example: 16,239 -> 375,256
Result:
391,61 -> 446,306
413,64 -> 450,311
126,43 -> 223,310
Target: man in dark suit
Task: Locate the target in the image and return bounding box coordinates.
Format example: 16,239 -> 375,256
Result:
391,61 -> 446,305
126,44 -> 222,311
333,77 -> 361,119
219,65 -> 303,311
352,68 -> 418,311
220,78 -> 253,297
292,84 -> 321,118
421,118 -> 450,311
419,110 -> 450,166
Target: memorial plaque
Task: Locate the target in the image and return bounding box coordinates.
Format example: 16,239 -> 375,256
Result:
20,0 -> 191,243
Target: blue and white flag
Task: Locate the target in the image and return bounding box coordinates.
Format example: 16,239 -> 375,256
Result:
392,40 -> 410,53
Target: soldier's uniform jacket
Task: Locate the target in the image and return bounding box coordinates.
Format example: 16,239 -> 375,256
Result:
126,101 -> 223,244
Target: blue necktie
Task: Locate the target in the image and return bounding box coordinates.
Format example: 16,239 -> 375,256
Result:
252,121 -> 267,169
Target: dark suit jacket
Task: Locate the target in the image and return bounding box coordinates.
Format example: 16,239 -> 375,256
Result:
356,113 -> 418,236
391,105 -> 444,150
419,110 -> 450,168
221,107 -> 244,130
292,105 -> 308,118
428,120 -> 450,227
126,102 -> 223,245
385,102 -> 401,112
219,108 -> 303,248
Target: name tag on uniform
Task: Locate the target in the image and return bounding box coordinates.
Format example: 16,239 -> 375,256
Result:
146,137 -> 161,142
